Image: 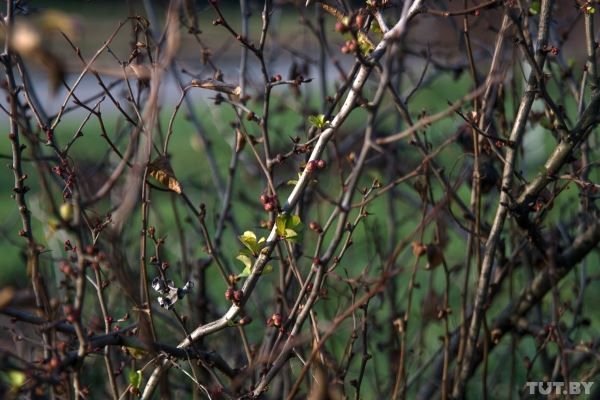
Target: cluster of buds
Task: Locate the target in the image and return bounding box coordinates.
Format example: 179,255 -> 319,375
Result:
59,260 -> 76,276
45,127 -> 54,144
64,239 -> 74,252
260,193 -> 279,212
266,312 -> 282,328
51,158 -> 75,199
63,305 -> 80,324
308,221 -> 322,233
341,40 -> 357,54
85,244 -> 97,256
306,282 -> 329,299
335,14 -> 365,34
149,257 -> 169,272
335,21 -> 349,34
47,356 -> 60,371
293,143 -> 312,155
305,159 -> 326,173
581,3 -> 596,14
585,182 -> 599,195
225,287 -> 243,304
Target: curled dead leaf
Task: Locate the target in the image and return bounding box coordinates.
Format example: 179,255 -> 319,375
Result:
425,244 -> 443,270
0,287 -> 15,310
235,128 -> 246,153
421,289 -> 443,322
393,318 -> 405,333
412,241 -> 427,258
491,328 -> 502,344
191,79 -> 241,97
147,157 -> 182,194
127,63 -> 152,84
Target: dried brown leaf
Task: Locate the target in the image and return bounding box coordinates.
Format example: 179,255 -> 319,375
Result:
191,79 -> 241,97
0,287 -> 15,310
412,241 -> 427,257
425,244 -> 443,270
148,157 -> 182,194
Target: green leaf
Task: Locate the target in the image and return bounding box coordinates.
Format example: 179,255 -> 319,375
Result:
239,231 -> 260,255
238,263 -> 273,278
529,0 -> 540,14
285,229 -> 298,239
7,370 -> 25,388
289,214 -> 302,228
287,172 -> 304,186
238,248 -> 254,258
275,214 -> 303,240
239,230 -> 256,244
370,20 -> 382,34
238,266 -> 252,278
236,253 -> 253,270
357,33 -> 374,54
289,215 -> 303,242
124,346 -> 146,360
308,114 -> 327,129
236,248 -> 254,278
276,215 -> 288,236
128,370 -> 142,389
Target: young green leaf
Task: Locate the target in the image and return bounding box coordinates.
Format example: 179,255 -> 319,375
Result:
7,370 -> 25,388
237,262 -> 273,278
371,20 -> 382,34
128,370 -> 142,389
238,248 -> 254,258
274,214 -> 304,242
124,346 -> 146,360
238,231 -> 264,255
238,265 -> 252,278
308,114 -> 327,129
236,252 -> 253,271
285,229 -> 298,239
529,0 -> 540,14
276,215 -> 288,236
357,34 -> 374,54
289,214 -> 302,228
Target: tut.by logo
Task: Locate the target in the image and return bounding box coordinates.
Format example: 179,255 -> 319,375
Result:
525,381 -> 594,396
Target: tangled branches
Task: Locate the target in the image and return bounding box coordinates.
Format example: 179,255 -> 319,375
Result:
1,0 -> 599,399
